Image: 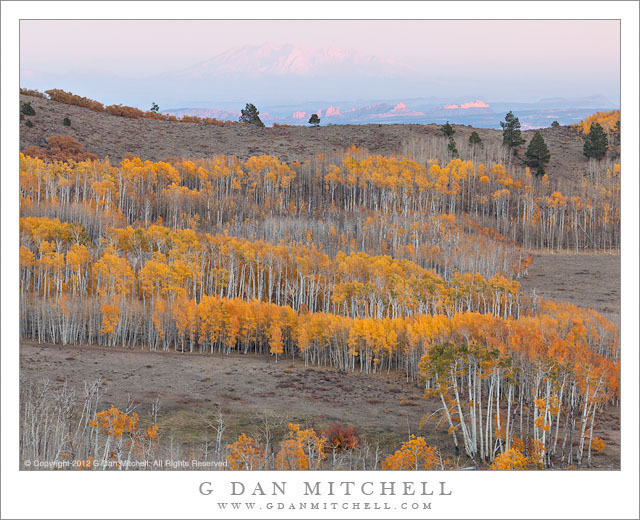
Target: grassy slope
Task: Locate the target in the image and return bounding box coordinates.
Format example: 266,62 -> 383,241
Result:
20,94 -> 588,182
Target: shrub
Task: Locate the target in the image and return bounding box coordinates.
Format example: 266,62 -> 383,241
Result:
20,88 -> 46,99
46,89 -> 105,112
105,104 -> 145,119
63,117 -> 71,126
42,88 -> 240,126
382,435 -> 440,470
25,119 -> 33,128
179,115 -> 205,124
21,102 -> 36,116
325,422 -> 360,450
491,445 -> 544,470
23,135 -> 97,162
23,145 -> 45,157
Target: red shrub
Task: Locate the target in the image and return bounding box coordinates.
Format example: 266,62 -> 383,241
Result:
325,422 -> 359,450
23,135 -> 97,163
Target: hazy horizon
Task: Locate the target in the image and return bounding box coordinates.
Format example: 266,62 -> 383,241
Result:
20,20 -> 620,110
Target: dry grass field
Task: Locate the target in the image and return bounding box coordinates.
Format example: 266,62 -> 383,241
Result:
19,341 -> 620,468
19,341 -> 449,460
520,253 -> 621,324
20,94 -> 588,181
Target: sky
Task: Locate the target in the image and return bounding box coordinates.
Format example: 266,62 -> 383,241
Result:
20,20 -> 620,109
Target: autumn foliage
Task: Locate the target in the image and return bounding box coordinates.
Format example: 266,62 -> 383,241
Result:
325,422 -> 360,450
18,106 -> 620,470
226,434 -> 265,470
490,448 -> 535,470
23,135 -> 98,163
576,110 -> 620,135
382,435 -> 440,470
275,423 -> 326,470
41,88 -> 239,125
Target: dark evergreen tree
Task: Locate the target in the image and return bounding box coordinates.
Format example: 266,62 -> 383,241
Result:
525,132 -> 551,176
239,103 -> 265,127
308,114 -> 320,127
610,120 -> 620,156
500,111 -> 526,151
583,122 -> 608,160
447,137 -> 459,157
441,121 -> 455,137
468,131 -> 482,147
150,102 -> 160,113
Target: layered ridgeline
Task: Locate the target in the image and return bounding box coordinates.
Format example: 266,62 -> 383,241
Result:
19,140 -> 619,467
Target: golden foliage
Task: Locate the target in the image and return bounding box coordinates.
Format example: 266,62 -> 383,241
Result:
382,435 -> 440,470
275,423 -> 326,470
577,110 -> 620,134
90,407 -> 139,439
490,448 -> 530,470
226,433 -> 265,470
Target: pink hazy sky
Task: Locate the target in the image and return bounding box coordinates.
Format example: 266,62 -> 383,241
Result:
20,20 -> 620,104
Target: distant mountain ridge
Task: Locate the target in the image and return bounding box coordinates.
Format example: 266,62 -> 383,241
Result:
157,41 -> 619,127
164,95 -> 618,129
177,42 -> 414,79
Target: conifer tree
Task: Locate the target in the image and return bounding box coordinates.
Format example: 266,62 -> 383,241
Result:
239,103 -> 264,127
610,120 -> 620,156
583,122 -> 608,160
447,137 -> 459,157
441,121 -> 455,137
501,111 -> 526,152
468,131 -> 482,147
525,132 -> 551,176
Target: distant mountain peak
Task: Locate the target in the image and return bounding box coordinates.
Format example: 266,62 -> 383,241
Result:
179,42 -> 414,79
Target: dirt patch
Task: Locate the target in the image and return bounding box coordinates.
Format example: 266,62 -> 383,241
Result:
19,342 -> 448,457
519,253 -> 621,324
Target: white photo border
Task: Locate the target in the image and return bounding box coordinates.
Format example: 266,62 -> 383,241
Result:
2,2 -> 638,519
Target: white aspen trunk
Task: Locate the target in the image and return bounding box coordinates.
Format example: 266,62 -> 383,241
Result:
451,368 -> 474,460
439,392 -> 460,455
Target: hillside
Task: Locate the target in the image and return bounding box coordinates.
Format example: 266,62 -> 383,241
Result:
20,94 -> 589,181
18,91 -> 620,472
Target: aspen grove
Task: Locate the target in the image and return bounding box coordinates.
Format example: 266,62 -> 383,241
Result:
19,124 -> 620,468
